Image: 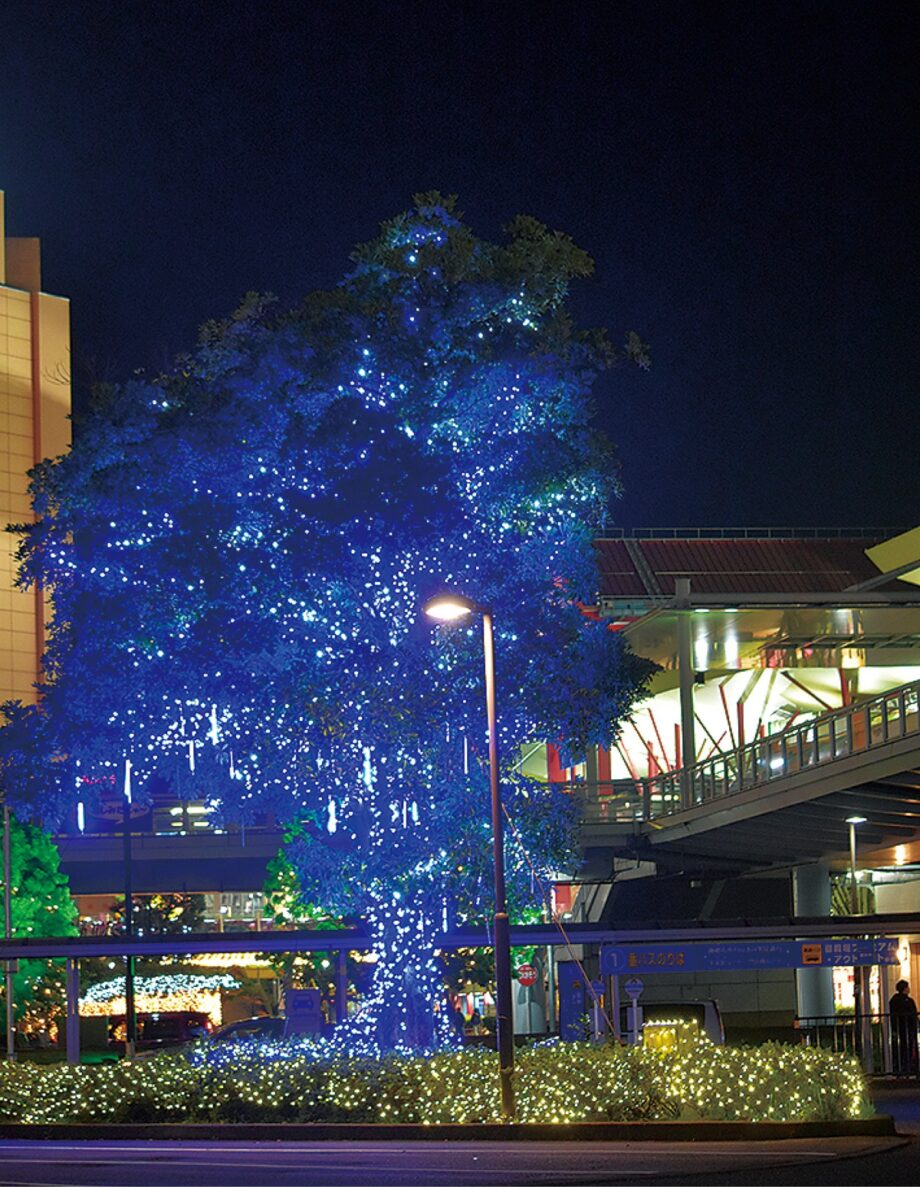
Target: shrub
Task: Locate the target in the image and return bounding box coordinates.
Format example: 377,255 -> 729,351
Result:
0,1032 -> 871,1125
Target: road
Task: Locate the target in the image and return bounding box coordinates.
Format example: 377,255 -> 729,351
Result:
0,1135 -> 915,1187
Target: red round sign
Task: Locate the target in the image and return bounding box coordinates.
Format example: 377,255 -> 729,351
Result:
517,963 -> 538,987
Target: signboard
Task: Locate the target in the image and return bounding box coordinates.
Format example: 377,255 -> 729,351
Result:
557,962 -> 587,1041
283,988 -> 323,1037
91,796 -> 150,822
623,978 -> 644,1000
601,938 -> 899,976
517,963 -> 538,987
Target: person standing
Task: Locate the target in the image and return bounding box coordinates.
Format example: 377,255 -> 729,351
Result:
889,980 -> 918,1076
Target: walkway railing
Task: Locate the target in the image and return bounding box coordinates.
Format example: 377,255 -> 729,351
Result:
582,679 -> 920,825
598,526 -> 903,540
796,1013 -> 919,1078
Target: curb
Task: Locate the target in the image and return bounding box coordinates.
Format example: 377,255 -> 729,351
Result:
0,1117 -> 897,1142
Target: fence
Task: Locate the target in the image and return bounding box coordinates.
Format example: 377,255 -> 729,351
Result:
581,679 -> 920,825
796,1013 -> 919,1077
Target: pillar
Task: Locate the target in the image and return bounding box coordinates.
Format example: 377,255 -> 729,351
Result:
335,949 -> 348,1025
546,945 -> 556,1034
675,579 -> 696,802
879,960 -> 894,1074
792,863 -> 835,1019
65,958 -> 80,1065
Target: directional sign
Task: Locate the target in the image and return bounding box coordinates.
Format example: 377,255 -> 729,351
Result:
624,978 -> 644,1000
517,963 -> 538,987
601,938 -> 900,976
283,988 -> 323,1037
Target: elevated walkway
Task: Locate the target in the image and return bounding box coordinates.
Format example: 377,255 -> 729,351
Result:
581,679 -> 920,867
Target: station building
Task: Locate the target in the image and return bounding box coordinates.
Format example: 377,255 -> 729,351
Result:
556,527 -> 920,1035
0,191 -> 71,707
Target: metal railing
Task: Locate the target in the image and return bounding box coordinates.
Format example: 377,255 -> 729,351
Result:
797,1013 -> 919,1077
598,527 -> 903,540
582,679 -> 920,825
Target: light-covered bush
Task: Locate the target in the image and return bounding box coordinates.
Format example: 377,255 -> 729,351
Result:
0,1031 -> 871,1125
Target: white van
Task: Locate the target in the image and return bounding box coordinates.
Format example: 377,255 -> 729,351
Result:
620,999 -> 724,1045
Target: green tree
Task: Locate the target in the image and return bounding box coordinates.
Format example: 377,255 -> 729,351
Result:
117,892 -> 207,936
0,814 -> 78,1032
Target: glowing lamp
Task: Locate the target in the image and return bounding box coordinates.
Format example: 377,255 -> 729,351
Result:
422,587 -> 514,1120
422,594 -> 479,622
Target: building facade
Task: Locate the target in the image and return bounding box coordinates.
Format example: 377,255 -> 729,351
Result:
0,191 -> 71,705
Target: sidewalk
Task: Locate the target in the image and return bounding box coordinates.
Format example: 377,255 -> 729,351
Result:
871,1078 -> 920,1135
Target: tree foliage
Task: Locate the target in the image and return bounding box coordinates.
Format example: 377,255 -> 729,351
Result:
5,195 -> 653,1047
0,815 -> 78,1029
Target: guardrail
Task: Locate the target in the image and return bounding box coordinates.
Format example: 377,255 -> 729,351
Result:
582,679 -> 920,825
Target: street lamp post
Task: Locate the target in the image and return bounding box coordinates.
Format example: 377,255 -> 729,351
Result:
846,815 -> 866,916
845,815 -> 871,1070
123,784 -> 137,1061
423,593 -> 515,1121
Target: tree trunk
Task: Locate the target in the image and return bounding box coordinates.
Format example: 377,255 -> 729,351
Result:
350,903 -> 454,1051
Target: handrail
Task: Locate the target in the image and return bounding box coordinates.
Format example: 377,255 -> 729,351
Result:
597,526 -> 903,540
582,678 -> 920,825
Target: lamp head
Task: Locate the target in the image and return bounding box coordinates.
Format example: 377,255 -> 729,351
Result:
845,815 -> 867,826
423,593 -> 479,622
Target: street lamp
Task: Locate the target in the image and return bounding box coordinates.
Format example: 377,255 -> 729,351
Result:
846,815 -> 866,915
423,593 -> 515,1121
845,814 -> 871,1063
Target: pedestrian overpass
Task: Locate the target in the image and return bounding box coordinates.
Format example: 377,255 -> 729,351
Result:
581,677 -> 920,871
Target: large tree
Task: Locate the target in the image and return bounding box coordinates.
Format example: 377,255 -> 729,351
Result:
6,195 -> 652,1049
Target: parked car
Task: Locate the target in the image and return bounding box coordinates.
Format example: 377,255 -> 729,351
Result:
620,999 -> 724,1045
209,1016 -> 286,1044
107,1011 -> 213,1053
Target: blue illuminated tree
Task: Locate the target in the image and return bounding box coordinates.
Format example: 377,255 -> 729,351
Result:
7,195 -> 652,1049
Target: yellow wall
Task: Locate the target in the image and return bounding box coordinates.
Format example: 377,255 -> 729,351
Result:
0,191 -> 71,704
866,526 -> 920,588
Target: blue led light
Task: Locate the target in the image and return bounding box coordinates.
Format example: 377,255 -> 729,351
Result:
4,195 -> 652,1050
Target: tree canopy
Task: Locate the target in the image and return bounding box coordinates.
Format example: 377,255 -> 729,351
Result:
5,194 -> 652,1047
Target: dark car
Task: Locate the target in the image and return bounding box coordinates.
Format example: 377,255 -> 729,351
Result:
108,1011 -> 213,1053
209,1016 -> 286,1044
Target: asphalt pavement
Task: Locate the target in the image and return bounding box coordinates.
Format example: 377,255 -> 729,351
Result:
0,1135 -> 913,1187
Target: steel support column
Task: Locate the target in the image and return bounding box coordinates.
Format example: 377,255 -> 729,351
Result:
335,949 -> 348,1025
675,579 -> 696,802
65,958 -> 80,1065
792,863 -> 834,1019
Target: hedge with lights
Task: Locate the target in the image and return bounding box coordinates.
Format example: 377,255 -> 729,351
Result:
0,1032 -> 870,1125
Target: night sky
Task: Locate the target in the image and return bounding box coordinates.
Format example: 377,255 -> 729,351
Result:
1,1 -> 917,529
